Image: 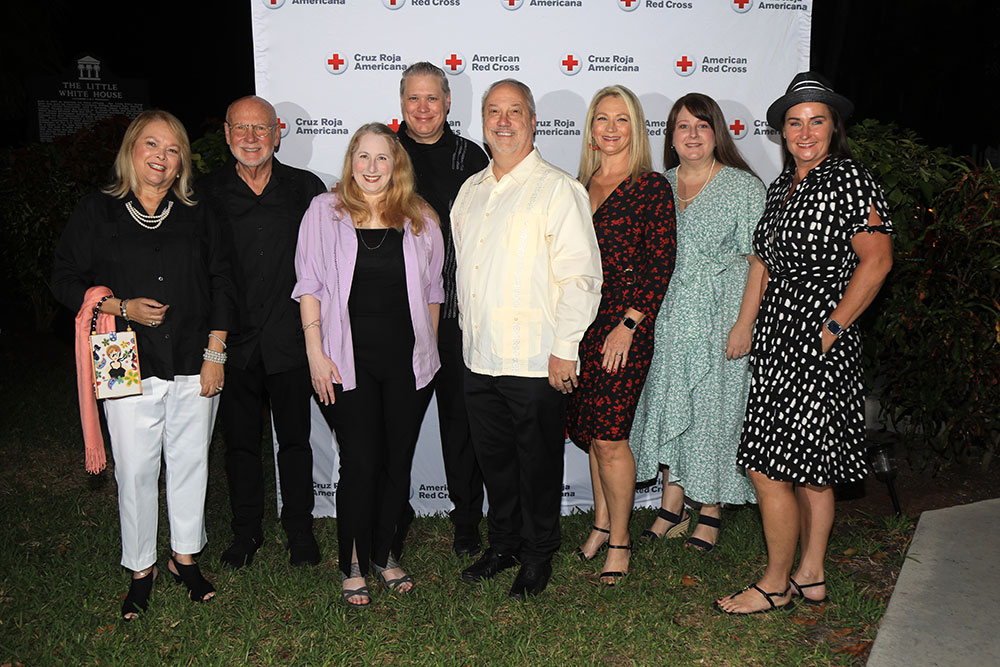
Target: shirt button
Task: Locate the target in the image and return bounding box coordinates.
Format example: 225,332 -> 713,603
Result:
164,334 -> 170,340
157,276 -> 164,281
259,250 -> 264,256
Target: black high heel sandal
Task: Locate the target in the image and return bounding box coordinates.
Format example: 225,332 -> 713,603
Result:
168,556 -> 215,602
685,512 -> 722,552
599,542 -> 632,586
640,507 -> 690,541
575,525 -> 610,561
121,566 -> 157,621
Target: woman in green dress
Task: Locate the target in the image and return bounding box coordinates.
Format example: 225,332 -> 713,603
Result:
629,93 -> 765,551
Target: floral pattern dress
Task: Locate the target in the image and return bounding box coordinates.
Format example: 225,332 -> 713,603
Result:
629,166 -> 765,504
567,171 -> 675,448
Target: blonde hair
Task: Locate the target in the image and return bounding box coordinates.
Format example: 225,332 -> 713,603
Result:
334,123 -> 435,234
577,86 -> 653,189
103,110 -> 195,206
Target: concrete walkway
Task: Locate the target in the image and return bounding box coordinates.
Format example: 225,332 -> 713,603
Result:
867,497 -> 1000,666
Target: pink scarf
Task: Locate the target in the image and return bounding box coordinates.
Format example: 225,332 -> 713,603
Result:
76,286 -> 115,474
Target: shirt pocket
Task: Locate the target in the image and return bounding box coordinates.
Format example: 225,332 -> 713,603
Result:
491,307 -> 543,361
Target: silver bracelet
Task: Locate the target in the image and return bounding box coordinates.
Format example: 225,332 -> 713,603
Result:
120,298 -> 130,321
208,333 -> 227,349
203,348 -> 227,364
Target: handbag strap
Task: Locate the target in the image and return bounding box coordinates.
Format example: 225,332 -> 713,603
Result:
91,295 -> 114,334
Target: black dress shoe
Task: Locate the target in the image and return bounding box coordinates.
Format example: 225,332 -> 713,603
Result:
453,524 -> 482,557
288,531 -> 321,567
221,536 -> 262,570
461,548 -> 517,583
509,561 -> 552,601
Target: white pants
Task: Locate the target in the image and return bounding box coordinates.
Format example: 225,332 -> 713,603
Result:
104,375 -> 218,571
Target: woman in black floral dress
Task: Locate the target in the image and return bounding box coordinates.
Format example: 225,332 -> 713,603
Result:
567,85 -> 675,584
716,73 -> 893,615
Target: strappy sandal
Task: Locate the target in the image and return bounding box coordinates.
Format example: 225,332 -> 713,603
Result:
790,577 -> 830,605
372,553 -> 414,594
685,512 -> 722,552
713,583 -> 796,615
575,525 -> 610,561
640,507 -> 690,541
121,566 -> 157,621
342,562 -> 372,609
598,542 -> 632,586
168,556 -> 215,602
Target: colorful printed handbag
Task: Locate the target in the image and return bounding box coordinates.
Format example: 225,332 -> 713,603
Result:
90,305 -> 142,399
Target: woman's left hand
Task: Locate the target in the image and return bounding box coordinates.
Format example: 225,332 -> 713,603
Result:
726,322 -> 753,360
601,324 -> 633,374
820,326 -> 837,355
200,360 -> 224,397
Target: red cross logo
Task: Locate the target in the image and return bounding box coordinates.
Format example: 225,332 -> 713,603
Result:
619,0 -> 639,9
732,0 -> 752,11
729,119 -> 746,138
388,118 -> 401,133
264,0 -> 285,8
382,0 -> 405,8
561,54 -> 581,76
442,51 -> 466,74
277,117 -> 289,138
502,0 -> 523,10
674,55 -> 695,76
326,53 -> 348,75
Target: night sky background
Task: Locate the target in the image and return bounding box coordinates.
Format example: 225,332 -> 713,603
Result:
2,0 -> 997,157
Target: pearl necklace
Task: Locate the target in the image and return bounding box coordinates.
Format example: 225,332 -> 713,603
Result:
676,157 -> 716,202
125,200 -> 173,230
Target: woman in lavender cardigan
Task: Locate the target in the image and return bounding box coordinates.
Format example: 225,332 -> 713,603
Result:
293,123 -> 444,609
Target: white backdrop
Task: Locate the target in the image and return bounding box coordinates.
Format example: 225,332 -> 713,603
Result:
254,0 -> 813,517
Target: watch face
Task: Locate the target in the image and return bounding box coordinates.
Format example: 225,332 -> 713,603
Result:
623,317 -> 638,330
826,319 -> 842,336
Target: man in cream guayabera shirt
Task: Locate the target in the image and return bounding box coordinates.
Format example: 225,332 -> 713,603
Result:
452,79 -> 602,601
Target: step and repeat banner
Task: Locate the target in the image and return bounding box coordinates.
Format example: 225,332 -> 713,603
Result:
254,0 -> 812,517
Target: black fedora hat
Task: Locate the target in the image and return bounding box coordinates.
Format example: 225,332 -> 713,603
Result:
766,71 -> 854,131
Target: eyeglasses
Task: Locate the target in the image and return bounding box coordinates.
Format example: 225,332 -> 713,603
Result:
227,122 -> 275,138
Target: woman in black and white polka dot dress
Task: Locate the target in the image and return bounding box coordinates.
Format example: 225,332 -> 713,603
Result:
716,73 -> 893,615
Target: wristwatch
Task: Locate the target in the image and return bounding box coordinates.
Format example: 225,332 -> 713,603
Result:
824,318 -> 844,337
621,316 -> 638,331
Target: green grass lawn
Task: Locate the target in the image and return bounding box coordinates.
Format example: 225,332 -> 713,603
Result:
0,336 -> 911,665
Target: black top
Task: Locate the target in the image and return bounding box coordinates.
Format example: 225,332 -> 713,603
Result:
197,158 -> 327,373
348,228 -> 409,316
51,190 -> 237,381
397,121 -> 489,319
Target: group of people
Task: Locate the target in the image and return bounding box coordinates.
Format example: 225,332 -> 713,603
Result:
52,65 -> 893,619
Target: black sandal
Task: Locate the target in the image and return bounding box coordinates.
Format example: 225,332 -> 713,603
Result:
714,584 -> 795,615
575,525 -> 610,561
598,542 -> 632,586
789,577 -> 830,605
640,507 -> 690,541
121,567 -> 156,621
168,556 -> 215,602
685,512 -> 722,552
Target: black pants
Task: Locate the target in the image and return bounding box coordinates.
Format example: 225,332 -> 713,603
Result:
220,357 -> 314,541
464,370 -> 566,565
435,318 -> 484,527
319,331 -> 432,578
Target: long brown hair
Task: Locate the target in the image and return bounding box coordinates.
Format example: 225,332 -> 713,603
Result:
664,93 -> 758,180
104,110 -> 195,206
577,85 -> 653,189
334,123 -> 435,234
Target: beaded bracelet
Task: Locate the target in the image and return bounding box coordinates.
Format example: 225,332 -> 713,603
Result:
208,333 -> 227,349
203,348 -> 227,364
120,298 -> 130,321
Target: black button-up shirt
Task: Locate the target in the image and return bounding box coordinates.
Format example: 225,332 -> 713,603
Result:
398,121 -> 489,319
52,190 -> 237,380
197,158 -> 326,373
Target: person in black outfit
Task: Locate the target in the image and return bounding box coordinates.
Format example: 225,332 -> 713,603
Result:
397,62 -> 490,556
198,96 -> 327,569
52,110 -> 236,620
